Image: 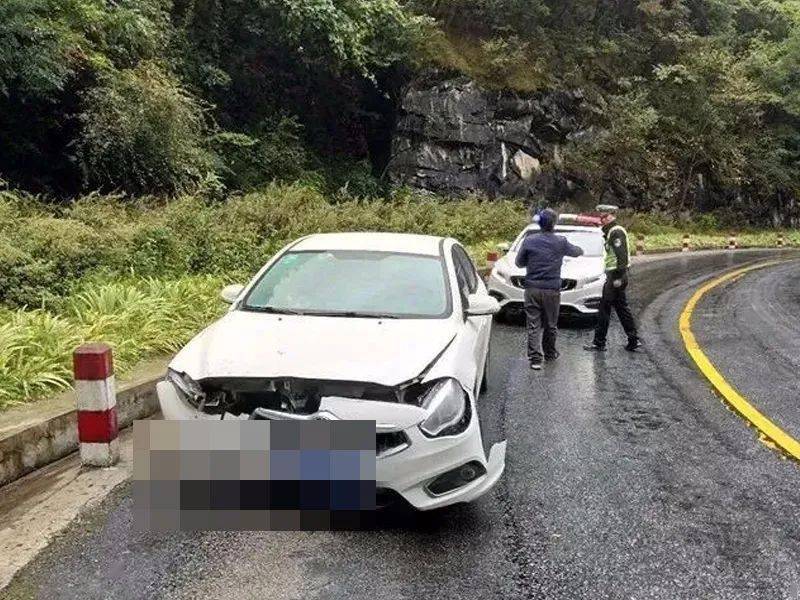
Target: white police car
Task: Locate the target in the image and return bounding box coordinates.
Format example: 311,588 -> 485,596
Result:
487,215 -> 607,320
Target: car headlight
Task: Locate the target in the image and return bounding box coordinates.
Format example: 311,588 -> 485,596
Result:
418,378 -> 470,438
580,275 -> 603,288
166,368 -> 205,408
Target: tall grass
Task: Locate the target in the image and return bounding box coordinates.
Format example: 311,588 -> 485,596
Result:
0,185 -> 530,308
0,276 -> 225,409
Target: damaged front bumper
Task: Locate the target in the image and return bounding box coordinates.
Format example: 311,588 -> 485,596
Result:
156,380 -> 506,511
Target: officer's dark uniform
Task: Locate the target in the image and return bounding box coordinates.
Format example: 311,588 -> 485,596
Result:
586,222 -> 640,351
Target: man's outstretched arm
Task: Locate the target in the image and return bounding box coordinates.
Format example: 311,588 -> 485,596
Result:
564,238 -> 584,257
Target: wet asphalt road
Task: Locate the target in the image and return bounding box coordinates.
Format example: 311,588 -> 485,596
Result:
4,250 -> 800,600
692,260 -> 800,441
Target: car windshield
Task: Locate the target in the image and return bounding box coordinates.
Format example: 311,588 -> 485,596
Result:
242,250 -> 450,318
514,229 -> 605,256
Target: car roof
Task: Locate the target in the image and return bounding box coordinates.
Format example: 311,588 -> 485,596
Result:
291,232 -> 445,256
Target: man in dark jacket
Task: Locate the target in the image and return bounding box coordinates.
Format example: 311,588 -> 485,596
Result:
584,215 -> 641,352
515,208 -> 584,370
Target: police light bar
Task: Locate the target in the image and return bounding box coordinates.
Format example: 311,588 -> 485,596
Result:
558,213 -> 604,227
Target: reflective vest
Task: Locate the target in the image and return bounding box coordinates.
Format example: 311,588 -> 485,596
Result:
604,225 -> 631,271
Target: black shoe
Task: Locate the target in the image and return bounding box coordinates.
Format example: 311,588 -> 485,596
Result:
530,359 -> 543,370
583,342 -> 606,352
625,338 -> 642,352
544,351 -> 560,361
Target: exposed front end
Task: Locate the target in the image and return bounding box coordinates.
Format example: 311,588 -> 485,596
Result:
156,373 -> 506,511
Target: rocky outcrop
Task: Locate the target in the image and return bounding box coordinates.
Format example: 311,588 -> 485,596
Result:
387,75 -> 800,226
388,77 -> 599,199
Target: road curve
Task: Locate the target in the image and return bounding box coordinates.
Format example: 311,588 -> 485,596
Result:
688,259 -> 800,444
4,250 -> 800,600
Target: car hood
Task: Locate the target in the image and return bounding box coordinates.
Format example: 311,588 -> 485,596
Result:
501,252 -> 604,280
170,310 -> 457,387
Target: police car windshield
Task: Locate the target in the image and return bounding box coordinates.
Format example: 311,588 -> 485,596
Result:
515,229 -> 605,256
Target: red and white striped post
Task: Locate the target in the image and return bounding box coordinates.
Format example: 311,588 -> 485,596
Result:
635,234 -> 645,255
778,233 -> 784,248
73,343 -> 119,466
682,234 -> 690,252
486,251 -> 499,270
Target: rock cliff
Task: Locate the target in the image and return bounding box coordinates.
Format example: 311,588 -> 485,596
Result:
388,77 -> 598,200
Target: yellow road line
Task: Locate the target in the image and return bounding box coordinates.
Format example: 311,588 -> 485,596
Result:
679,260 -> 800,461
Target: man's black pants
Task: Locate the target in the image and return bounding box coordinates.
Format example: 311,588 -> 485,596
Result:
593,272 -> 638,346
524,287 -> 560,361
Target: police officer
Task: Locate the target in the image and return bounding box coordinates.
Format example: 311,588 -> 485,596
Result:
584,214 -> 641,352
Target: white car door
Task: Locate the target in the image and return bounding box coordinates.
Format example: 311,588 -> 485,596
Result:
451,244 -> 492,392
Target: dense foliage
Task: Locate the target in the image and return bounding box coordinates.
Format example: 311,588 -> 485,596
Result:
0,0 -> 426,196
417,0 -> 800,220
3,0 -> 800,213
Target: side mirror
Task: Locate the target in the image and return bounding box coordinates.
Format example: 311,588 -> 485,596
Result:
220,284 -> 245,304
497,242 -> 511,253
465,293 -> 500,317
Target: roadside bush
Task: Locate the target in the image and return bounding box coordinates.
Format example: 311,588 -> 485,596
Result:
0,242 -> 63,308
128,225 -> 187,277
0,215 -> 117,306
691,213 -> 721,233
210,117 -> 310,191
78,62 -> 216,195
324,160 -> 385,199
0,183 -> 530,304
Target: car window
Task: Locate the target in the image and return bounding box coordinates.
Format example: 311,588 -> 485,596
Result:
452,255 -> 469,299
242,250 -> 451,318
453,245 -> 478,292
514,229 -> 604,256
451,245 -> 477,299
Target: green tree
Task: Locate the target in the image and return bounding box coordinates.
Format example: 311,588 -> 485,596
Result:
78,62 -> 215,195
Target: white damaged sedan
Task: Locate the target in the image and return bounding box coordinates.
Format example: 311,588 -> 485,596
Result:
157,232 -> 506,510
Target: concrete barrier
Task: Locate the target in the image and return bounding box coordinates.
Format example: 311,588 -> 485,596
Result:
0,366 -> 163,488
635,235 -> 645,255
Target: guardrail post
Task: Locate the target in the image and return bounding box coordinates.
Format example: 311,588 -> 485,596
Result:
73,343 -> 119,467
728,233 -> 737,250
682,234 -> 690,252
636,234 -> 645,255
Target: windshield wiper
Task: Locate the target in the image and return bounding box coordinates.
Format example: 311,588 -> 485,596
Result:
246,305 -> 307,315
306,311 -> 401,319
